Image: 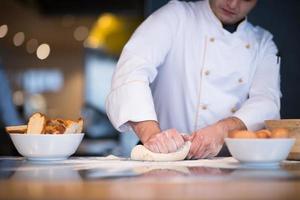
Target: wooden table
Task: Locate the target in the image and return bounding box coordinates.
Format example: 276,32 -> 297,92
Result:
0,157 -> 300,200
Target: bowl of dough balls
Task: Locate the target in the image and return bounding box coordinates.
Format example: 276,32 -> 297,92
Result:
225,122 -> 296,165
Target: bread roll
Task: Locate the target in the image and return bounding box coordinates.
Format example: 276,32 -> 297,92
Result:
5,125 -> 27,134
271,128 -> 289,138
229,130 -> 257,139
26,113 -> 46,134
64,120 -> 79,134
76,118 -> 84,133
45,119 -> 66,134
8,112 -> 84,135
256,129 -> 272,138
45,118 -> 84,134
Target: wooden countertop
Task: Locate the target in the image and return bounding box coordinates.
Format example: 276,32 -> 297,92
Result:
1,157 -> 300,200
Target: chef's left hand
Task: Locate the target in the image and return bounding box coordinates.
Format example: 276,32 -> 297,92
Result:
187,123 -> 225,159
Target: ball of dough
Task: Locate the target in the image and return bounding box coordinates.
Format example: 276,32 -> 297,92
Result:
255,129 -> 272,138
131,141 -> 191,161
271,128 -> 289,138
229,130 -> 257,139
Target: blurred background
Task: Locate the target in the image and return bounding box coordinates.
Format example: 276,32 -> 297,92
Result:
0,0 -> 299,157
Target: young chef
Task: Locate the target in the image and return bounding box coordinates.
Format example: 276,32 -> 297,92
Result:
106,0 -> 281,159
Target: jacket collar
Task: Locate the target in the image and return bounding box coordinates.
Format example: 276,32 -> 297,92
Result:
202,0 -> 249,36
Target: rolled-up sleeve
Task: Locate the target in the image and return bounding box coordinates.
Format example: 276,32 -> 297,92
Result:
233,33 -> 281,131
106,1 -> 181,132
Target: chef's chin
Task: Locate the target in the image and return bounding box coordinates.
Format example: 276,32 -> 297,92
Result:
218,11 -> 241,25
211,7 -> 235,25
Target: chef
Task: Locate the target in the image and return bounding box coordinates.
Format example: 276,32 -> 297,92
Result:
106,0 -> 281,159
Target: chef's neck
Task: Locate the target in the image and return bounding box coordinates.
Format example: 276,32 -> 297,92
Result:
222,18 -> 245,33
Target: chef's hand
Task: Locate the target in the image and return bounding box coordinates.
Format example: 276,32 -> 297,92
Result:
129,120 -> 185,153
187,123 -> 225,159
144,129 -> 185,153
187,117 -> 247,159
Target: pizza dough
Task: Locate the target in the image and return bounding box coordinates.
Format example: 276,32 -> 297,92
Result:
130,141 -> 191,161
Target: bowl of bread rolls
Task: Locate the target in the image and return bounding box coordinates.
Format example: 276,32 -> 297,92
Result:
5,113 -> 84,161
225,123 -> 296,165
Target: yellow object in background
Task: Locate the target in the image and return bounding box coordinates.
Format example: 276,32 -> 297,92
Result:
86,13 -> 141,56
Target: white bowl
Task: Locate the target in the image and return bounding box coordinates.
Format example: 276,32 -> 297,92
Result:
9,133 -> 84,161
225,138 -> 295,164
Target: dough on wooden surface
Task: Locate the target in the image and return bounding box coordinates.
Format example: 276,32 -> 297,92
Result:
130,141 -> 191,161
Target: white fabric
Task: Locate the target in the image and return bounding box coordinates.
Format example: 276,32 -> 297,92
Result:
106,0 -> 281,133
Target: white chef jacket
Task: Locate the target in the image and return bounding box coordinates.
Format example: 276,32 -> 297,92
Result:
106,0 -> 281,134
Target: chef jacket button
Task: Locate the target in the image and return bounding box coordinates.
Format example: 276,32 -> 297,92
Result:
204,70 -> 210,76
238,78 -> 243,83
245,44 -> 251,49
231,107 -> 237,114
210,37 -> 215,42
202,105 -> 208,110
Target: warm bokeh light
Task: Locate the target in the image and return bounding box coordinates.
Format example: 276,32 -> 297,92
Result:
26,38 -> 39,54
36,43 -> 50,60
73,26 -> 89,41
87,13 -> 120,49
86,13 -> 141,55
83,39 -> 90,48
13,32 -> 25,46
0,24 -> 8,38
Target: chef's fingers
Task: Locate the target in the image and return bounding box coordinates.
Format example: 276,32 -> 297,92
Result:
196,138 -> 211,159
198,148 -> 211,159
206,152 -> 216,159
187,142 -> 196,159
191,132 -> 197,138
182,134 -> 192,142
162,130 -> 178,153
192,136 -> 213,159
168,129 -> 185,149
166,136 -> 179,153
145,143 -> 160,153
207,143 -> 222,158
153,143 -> 162,153
196,139 -> 216,159
156,136 -> 169,153
188,134 -> 203,159
192,140 -> 206,159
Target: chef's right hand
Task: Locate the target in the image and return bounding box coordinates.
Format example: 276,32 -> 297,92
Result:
144,129 -> 185,154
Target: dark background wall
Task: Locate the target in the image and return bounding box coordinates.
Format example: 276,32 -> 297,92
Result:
248,0 -> 300,119
147,0 -> 300,119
